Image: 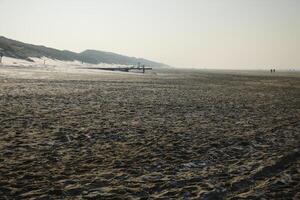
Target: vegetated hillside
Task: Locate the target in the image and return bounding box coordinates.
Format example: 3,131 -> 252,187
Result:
0,36 -> 79,62
79,50 -> 168,67
0,36 -> 168,67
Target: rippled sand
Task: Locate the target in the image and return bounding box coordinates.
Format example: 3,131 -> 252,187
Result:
0,66 -> 299,199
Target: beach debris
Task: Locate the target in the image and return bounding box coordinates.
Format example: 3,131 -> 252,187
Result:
142,174 -> 163,182
85,134 -> 91,139
182,162 -> 198,168
278,173 -> 292,184
183,191 -> 190,200
201,187 -> 227,200
66,135 -> 72,143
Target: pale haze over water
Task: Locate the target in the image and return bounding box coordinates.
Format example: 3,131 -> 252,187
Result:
0,0 -> 299,69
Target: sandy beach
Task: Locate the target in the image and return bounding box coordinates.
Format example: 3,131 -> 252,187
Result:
0,66 -> 299,199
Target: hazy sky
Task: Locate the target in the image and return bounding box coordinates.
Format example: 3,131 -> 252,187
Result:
0,0 -> 299,69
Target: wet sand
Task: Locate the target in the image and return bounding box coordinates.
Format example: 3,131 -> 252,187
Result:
0,67 -> 299,199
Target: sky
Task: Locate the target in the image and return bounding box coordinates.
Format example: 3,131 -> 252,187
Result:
0,0 -> 299,69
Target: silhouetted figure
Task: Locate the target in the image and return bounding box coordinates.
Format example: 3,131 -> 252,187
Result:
142,65 -> 145,73
273,69 -> 276,73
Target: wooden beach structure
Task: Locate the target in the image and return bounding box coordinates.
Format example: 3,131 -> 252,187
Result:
88,63 -> 152,73
0,48 -> 3,64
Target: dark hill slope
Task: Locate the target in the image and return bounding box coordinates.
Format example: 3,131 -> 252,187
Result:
79,50 -> 167,67
0,36 -> 79,62
0,36 -> 168,67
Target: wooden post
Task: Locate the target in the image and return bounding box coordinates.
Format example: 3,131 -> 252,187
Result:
0,52 -> 3,64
